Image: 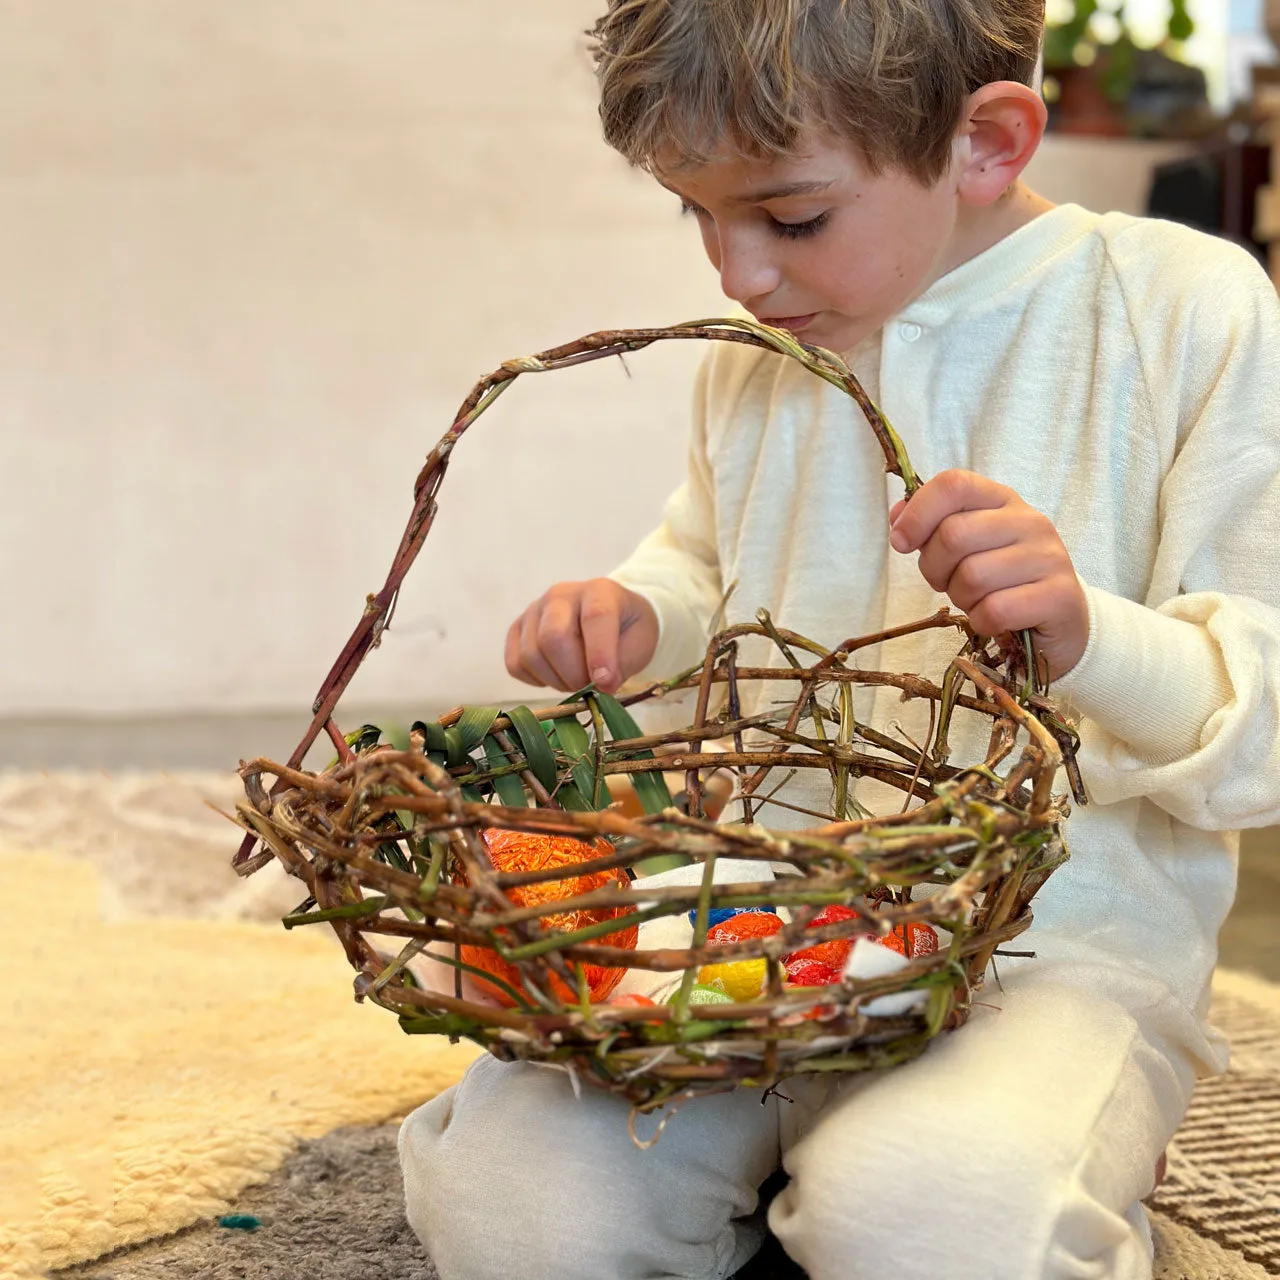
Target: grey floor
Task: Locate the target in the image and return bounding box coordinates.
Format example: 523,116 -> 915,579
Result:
3,710 -> 1277,982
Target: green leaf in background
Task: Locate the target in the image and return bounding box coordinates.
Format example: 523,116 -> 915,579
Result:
506,705 -> 558,792
455,705 -> 501,751
483,734 -> 528,807
590,692 -> 674,815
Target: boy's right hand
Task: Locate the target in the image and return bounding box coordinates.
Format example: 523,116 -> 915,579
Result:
504,579 -> 659,695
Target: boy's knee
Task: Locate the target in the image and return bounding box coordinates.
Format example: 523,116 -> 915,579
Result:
771,1125 -> 1083,1280
397,1084 -> 458,1264
398,1057 -> 620,1280
398,1054 -> 779,1280
771,1053 -> 1161,1280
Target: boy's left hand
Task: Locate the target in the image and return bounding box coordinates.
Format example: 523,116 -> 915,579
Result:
888,469 -> 1088,681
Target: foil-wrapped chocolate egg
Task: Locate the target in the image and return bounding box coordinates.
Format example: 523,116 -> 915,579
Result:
674,982 -> 735,1006
459,828 -> 637,1006
696,958 -> 767,1001
705,911 -> 784,947
875,921 -> 939,958
782,903 -> 861,971
783,955 -> 841,986
688,905 -> 779,929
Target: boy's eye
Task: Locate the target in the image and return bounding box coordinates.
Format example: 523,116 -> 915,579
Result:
769,211 -> 830,240
678,201 -> 829,241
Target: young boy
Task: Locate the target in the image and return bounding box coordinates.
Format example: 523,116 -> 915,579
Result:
399,2 -> 1280,1276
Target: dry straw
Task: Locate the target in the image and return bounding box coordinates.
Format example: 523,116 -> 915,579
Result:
230,318 -> 1083,1118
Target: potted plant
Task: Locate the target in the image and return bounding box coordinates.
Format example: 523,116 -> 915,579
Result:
1042,0 -> 1201,138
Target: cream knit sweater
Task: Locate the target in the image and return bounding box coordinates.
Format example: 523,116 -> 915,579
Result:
611,203 -> 1280,1073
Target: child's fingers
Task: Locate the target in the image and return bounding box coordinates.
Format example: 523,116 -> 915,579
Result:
913,508 -> 1019,592
578,581 -> 624,692
940,543 -> 1061,614
536,593 -> 591,690
504,612 -> 542,686
504,581 -> 655,695
517,607 -> 569,690
888,470 -> 1009,554
963,578 -> 1059,640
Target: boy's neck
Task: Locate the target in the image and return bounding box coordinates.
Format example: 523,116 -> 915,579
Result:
931,182 -> 1056,288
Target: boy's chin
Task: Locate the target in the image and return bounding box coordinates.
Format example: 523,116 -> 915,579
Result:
800,315 -> 868,354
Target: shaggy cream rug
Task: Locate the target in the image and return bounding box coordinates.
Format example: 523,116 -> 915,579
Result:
0,772 -> 480,1279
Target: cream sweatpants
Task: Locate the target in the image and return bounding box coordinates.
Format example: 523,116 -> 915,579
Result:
398,971 -> 1195,1280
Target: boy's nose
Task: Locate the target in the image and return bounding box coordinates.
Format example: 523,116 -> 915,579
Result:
714,233 -> 781,307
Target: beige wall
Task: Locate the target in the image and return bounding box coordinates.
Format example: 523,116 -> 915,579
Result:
2,2 -> 1185,716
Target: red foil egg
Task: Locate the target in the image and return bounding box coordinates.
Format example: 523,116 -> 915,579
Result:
459,829 -> 638,1006
782,903 -> 861,970
782,955 -> 841,1022
783,955 -> 841,986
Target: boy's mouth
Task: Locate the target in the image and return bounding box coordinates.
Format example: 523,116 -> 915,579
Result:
757,313 -> 818,333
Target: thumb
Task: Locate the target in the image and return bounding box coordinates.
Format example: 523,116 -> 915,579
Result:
579,580 -> 625,692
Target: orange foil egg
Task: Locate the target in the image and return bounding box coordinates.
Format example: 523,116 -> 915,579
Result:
459,828 -> 638,1006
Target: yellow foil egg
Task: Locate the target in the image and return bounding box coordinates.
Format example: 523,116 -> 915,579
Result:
696,959 -> 766,1002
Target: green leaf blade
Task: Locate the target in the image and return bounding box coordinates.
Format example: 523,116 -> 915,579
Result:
455,705 -> 501,751
483,735 -> 528,807
413,720 -> 449,755
443,727 -> 469,768
553,714 -> 591,757
590,692 -> 674,816
549,714 -> 601,810
506,704 -> 558,792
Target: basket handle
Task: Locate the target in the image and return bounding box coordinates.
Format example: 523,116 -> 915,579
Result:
234,317 -> 920,869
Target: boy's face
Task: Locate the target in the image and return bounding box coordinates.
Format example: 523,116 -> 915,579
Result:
656,128 -> 962,354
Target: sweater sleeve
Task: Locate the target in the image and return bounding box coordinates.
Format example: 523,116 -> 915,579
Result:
608,352 -> 724,681
1052,246 -> 1280,830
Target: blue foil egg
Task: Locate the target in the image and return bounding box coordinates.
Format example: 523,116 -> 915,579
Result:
687,905 -> 778,928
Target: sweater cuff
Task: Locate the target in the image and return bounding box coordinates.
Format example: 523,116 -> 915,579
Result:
1052,581 -> 1233,765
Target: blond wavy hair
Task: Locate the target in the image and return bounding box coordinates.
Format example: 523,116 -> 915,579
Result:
589,0 -> 1043,184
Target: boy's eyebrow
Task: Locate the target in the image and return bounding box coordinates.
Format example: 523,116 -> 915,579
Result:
725,179 -> 836,205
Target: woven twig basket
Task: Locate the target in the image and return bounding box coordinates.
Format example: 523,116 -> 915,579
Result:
231,319 -> 1082,1119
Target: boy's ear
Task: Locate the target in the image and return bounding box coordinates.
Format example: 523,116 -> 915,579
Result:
953,81 -> 1047,206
